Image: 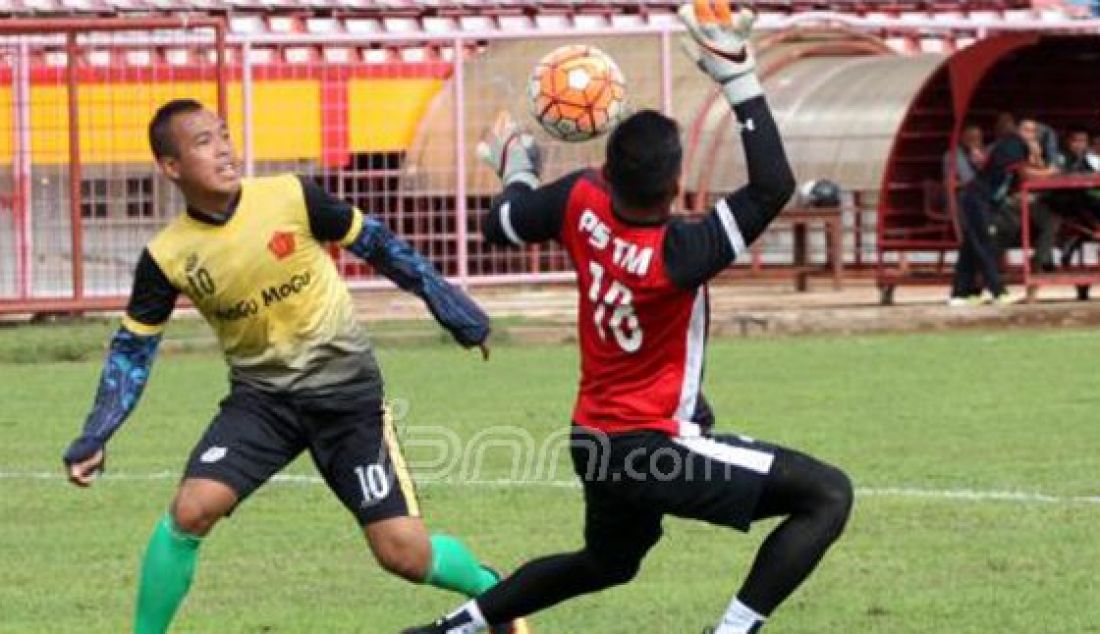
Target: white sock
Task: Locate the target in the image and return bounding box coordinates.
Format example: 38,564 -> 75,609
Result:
715,598 -> 766,634
442,600 -> 488,633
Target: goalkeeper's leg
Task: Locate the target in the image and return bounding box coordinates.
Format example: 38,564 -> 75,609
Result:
716,448 -> 853,633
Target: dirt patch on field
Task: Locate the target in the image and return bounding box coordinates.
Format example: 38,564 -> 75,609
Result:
355,280 -> 1100,345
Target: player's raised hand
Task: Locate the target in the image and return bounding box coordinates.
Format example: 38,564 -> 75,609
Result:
66,449 -> 105,488
477,111 -> 542,189
678,0 -> 757,85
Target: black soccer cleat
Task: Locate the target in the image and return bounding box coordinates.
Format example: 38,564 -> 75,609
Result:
490,620 -> 532,634
399,619 -> 531,634
401,623 -> 446,634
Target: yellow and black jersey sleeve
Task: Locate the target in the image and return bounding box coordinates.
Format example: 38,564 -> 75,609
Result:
298,176 -> 364,247
122,249 -> 180,336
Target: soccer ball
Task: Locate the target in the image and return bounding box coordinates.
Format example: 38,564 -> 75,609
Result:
528,44 -> 627,143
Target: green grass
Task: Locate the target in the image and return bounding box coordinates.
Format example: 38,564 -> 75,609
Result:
1,326 -> 1098,633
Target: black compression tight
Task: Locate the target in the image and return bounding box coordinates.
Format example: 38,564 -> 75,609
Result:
736,448 -> 853,615
477,548 -> 642,624
476,448 -> 852,625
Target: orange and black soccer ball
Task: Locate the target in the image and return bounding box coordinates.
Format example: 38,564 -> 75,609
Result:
527,44 -> 628,143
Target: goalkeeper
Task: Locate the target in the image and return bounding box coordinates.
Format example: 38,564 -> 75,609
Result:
402,3 -> 851,633
61,98 -> 528,634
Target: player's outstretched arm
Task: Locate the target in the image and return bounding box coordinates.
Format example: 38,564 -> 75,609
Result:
297,176 -> 491,354
63,249 -> 176,486
478,111 -> 578,247
346,218 -> 491,352
665,0 -> 795,289
63,326 -> 162,486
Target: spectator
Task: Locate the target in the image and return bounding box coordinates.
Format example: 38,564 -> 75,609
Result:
998,117 -> 1062,272
1058,127 -> 1097,174
1037,121 -> 1061,168
1053,126 -> 1100,264
993,112 -> 1017,142
944,122 -> 986,187
949,116 -> 1059,305
1089,131 -> 1100,171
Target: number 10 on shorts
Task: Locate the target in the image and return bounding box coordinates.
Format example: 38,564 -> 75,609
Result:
354,463 -> 391,506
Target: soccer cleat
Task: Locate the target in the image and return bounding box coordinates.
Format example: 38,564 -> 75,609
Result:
491,618 -> 533,634
401,624 -> 446,634
399,618 -> 531,634
479,566 -> 533,634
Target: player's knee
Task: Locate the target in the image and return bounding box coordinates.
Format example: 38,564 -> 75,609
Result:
816,466 -> 854,540
170,494 -> 224,537
372,531 -> 432,583
585,551 -> 642,588
170,480 -> 237,537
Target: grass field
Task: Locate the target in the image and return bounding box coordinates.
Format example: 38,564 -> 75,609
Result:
1,322 -> 1098,633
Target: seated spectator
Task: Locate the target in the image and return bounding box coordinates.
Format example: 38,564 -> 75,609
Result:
996,117 -> 1062,272
950,116 -> 1061,306
1037,121 -> 1061,168
1057,127 -> 1099,176
1089,131 -> 1100,171
1053,126 -> 1100,264
944,122 -> 986,188
993,112 -> 1016,142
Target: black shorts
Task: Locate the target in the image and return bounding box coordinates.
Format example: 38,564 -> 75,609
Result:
183,380 -> 419,526
570,425 -> 776,562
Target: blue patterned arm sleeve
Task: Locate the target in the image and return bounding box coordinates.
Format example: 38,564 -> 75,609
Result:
62,327 -> 162,465
346,217 -> 490,348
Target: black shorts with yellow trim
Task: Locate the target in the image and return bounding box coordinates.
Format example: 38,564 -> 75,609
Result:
183,379 -> 420,526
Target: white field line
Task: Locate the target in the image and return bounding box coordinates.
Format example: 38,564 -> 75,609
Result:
1,470 -> 1098,506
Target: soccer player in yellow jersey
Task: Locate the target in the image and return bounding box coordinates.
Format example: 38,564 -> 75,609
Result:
60,99 -> 528,634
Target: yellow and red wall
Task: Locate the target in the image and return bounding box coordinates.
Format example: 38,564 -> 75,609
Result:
0,62 -> 449,166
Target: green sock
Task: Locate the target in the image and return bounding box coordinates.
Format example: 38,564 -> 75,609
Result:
134,513 -> 202,634
424,534 -> 500,597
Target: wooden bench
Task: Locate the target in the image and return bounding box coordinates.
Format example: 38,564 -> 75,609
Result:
751,205 -> 845,291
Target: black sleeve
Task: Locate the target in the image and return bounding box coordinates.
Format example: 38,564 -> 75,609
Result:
990,137 -> 1028,172
483,170 -> 585,247
125,249 -> 180,327
298,175 -> 357,243
664,213 -> 734,289
665,96 -> 796,289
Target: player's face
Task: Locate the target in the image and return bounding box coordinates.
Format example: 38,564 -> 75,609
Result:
1018,120 -> 1039,145
160,109 -> 241,199
1068,132 -> 1089,157
961,127 -> 983,150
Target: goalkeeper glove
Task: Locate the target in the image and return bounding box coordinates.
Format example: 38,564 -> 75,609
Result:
678,0 -> 763,105
477,111 -> 542,189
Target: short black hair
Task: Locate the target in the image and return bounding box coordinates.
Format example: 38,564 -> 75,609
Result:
961,120 -> 982,131
605,109 -> 682,209
1066,125 -> 1091,139
148,98 -> 205,159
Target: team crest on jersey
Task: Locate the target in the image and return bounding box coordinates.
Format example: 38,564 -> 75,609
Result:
268,231 -> 296,260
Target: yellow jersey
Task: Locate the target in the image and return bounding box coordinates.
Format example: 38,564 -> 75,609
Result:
124,174 -> 377,392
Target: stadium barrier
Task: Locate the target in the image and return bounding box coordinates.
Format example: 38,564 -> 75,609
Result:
0,17 -> 228,314
0,18 -> 888,315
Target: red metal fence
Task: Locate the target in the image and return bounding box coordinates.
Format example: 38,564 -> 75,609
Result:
0,17 -> 227,314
